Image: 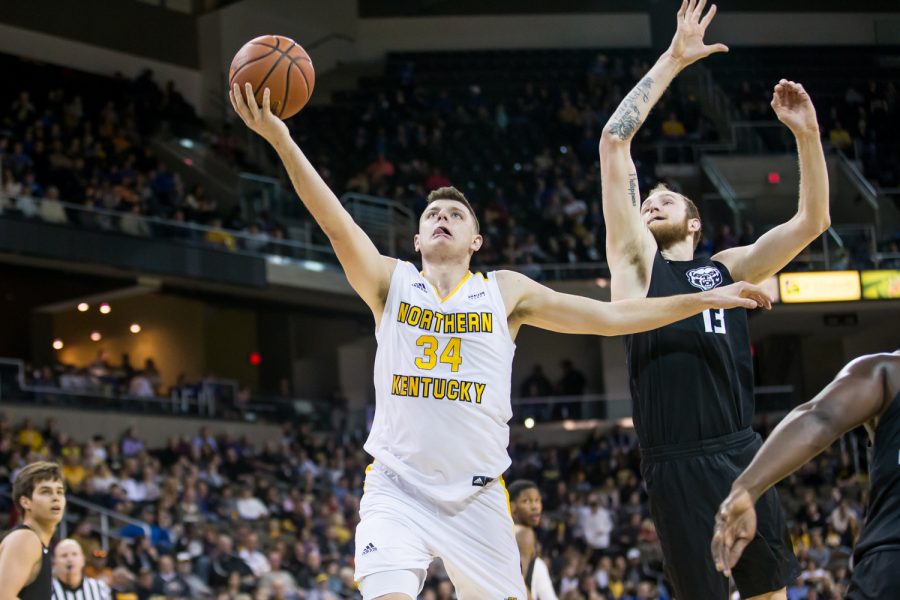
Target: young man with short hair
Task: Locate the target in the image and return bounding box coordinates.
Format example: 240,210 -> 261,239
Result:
0,461 -> 67,600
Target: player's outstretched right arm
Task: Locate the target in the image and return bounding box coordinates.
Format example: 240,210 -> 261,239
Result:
231,83 -> 396,319
0,530 -> 42,599
711,353 -> 898,576
600,0 -> 727,299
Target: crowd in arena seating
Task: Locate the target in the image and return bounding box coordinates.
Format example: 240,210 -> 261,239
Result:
288,51 -> 724,273
0,55 -> 293,256
3,48 -> 899,274
0,411 -> 869,599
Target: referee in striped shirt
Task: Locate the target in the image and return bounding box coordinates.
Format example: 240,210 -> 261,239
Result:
52,538 -> 112,600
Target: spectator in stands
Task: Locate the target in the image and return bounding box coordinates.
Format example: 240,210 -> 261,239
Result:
661,112 -> 687,140
713,223 -> 738,253
520,364 -> 553,398
177,552 -> 213,598
578,494 -> 614,552
205,218 -> 237,251
828,120 -> 852,151
557,360 -> 587,396
151,554 -> 189,597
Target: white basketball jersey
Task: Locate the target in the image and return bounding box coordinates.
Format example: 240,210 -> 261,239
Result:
364,261 -> 516,502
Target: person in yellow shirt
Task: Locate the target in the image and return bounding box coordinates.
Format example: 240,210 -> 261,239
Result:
828,120 -> 852,150
204,218 -> 237,250
62,454 -> 87,492
661,112 -> 687,139
17,418 -> 45,452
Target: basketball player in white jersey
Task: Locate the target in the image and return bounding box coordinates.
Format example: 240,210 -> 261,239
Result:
231,83 -> 771,600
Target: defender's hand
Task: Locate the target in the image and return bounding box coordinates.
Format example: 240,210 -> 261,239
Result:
230,83 -> 290,145
701,281 -> 773,310
712,486 -> 758,577
668,0 -> 729,68
771,79 -> 819,136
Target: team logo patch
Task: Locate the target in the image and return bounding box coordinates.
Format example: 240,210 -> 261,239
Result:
686,266 -> 723,291
472,475 -> 494,487
412,282 -> 428,293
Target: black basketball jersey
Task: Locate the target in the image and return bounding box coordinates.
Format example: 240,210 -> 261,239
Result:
854,390 -> 900,564
624,251 -> 754,447
6,524 -> 52,600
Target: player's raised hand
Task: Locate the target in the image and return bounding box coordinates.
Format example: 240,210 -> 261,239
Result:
668,0 -> 729,68
230,83 -> 290,144
771,79 -> 820,136
711,486 -> 758,577
702,281 -> 773,310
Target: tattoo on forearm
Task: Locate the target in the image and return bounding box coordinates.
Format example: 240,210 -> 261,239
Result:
628,173 -> 639,208
607,77 -> 655,141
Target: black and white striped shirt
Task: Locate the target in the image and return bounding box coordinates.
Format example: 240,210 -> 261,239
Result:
51,577 -> 112,600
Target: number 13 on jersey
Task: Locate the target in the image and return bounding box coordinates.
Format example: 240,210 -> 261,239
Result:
703,309 -> 726,334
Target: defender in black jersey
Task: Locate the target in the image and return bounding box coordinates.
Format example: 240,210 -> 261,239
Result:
714,352 -> 900,599
599,2 -> 830,598
0,461 -> 66,599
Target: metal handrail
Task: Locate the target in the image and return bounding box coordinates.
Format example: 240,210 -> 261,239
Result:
0,490 -> 147,552
836,149 -> 879,211
0,192 -> 337,264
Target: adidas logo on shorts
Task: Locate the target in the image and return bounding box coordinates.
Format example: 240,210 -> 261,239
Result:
362,542 -> 377,555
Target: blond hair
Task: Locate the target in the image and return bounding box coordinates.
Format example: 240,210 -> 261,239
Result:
425,186 -> 480,233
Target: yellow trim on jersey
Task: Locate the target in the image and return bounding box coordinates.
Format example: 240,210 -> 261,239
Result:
500,475 -> 512,517
363,462 -> 374,493
478,271 -> 488,281
425,271 -> 473,304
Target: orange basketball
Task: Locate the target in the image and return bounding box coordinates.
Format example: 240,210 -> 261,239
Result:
228,35 -> 315,120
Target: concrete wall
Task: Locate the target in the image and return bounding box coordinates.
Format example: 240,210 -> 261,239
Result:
711,13 -> 900,46
357,13 -> 651,59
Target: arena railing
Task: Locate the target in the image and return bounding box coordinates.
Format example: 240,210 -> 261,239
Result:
0,193 -> 339,267
510,385 -> 797,426
0,358 -> 332,426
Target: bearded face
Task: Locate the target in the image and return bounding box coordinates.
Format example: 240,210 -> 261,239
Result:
641,191 -> 699,250
648,215 -> 692,249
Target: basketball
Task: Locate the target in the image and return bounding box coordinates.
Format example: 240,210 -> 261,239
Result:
228,35 -> 315,120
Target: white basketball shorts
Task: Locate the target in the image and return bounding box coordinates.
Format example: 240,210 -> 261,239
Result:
354,462 -> 527,600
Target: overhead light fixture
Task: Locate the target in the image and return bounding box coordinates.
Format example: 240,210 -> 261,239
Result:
52,339 -> 64,350
524,417 -> 535,429
90,331 -> 102,342
77,303 -> 89,312
130,323 -> 142,334
99,303 -> 111,314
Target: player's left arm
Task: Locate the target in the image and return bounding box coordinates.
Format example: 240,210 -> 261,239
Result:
712,353 -> 890,576
713,80 -> 830,284
515,525 -> 536,582
498,270 -> 771,338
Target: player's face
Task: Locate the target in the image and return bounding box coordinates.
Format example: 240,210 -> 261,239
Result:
54,541 -> 85,576
641,192 -> 699,249
414,200 -> 482,259
512,488 -> 543,527
22,478 -> 66,525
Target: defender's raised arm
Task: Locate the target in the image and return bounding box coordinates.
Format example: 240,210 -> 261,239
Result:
600,0 -> 728,298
